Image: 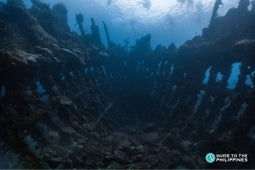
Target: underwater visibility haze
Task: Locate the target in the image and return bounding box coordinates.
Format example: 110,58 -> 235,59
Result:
0,0 -> 241,47
0,0 -> 255,169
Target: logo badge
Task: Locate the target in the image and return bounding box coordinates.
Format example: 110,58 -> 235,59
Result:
205,153 -> 216,163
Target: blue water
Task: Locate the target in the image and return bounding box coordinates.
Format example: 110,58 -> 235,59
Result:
69,71 -> 74,77
36,81 -> 49,102
245,75 -> 254,88
203,66 -> 212,85
216,72 -> 223,82
227,62 -> 242,90
0,0 -> 239,48
36,81 -> 46,94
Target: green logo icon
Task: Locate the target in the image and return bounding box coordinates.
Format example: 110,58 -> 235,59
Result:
205,153 -> 216,163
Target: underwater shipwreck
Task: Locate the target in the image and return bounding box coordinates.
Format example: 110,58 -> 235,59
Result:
0,0 -> 255,169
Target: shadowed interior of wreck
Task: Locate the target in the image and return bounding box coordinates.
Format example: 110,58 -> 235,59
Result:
0,0 -> 255,169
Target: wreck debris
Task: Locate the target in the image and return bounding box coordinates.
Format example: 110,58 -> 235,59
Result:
238,0 -> 250,11
76,13 -> 85,36
234,102 -> 248,121
53,3 -> 68,24
57,95 -> 73,106
0,0 -> 254,169
103,21 -> 111,48
90,18 -> 102,46
3,49 -> 41,64
209,0 -> 222,26
7,0 -> 24,7
193,90 -> 206,114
